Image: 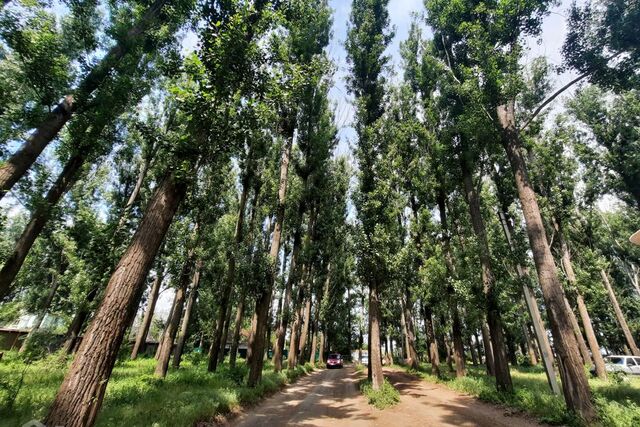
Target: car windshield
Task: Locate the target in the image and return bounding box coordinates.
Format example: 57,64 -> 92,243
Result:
607,357 -> 624,365
328,354 -> 340,359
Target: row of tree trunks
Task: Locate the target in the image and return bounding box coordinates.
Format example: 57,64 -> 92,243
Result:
0,0 -> 172,200
155,228 -> 199,377
601,269 -> 640,356
402,288 -> 419,369
44,172 -> 187,427
247,131 -> 293,387
209,179 -> 250,371
555,224 -> 608,380
460,154 -> 512,392
131,264 -> 164,359
173,259 -> 202,368
436,189 -> 466,378
496,208 -> 560,394
422,304 -> 440,376
273,220 -> 303,371
229,291 -> 245,368
498,101 -> 595,421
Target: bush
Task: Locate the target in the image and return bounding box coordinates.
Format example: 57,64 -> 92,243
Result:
360,379 -> 400,410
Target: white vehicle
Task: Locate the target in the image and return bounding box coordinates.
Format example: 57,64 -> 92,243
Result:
603,355 -> 640,375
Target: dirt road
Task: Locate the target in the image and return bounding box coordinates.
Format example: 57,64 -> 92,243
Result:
226,366 -> 544,427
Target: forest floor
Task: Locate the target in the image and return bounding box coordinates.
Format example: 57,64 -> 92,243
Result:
2,351 -> 640,427
226,365 -> 542,427
405,362 -> 640,426
0,351 -> 314,427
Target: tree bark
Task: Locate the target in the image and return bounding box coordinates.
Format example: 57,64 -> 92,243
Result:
229,291 -> 246,368
423,304 -> 440,377
45,172 -> 186,427
402,290 -> 419,369
498,101 -> 595,421
273,228 -> 302,371
437,189 -> 466,377
461,154 -> 512,392
601,269 -> 640,356
563,296 -> 592,365
0,152 -> 86,300
173,259 -> 202,368
115,150 -> 152,234
155,242 -> 197,378
297,298 -> 312,365
209,178 -> 249,371
481,322 -> 495,376
496,208 -> 560,394
217,300 -> 234,365
555,226 -> 607,379
0,0 -> 172,200
369,280 -> 384,390
247,132 -> 292,387
131,265 -> 164,360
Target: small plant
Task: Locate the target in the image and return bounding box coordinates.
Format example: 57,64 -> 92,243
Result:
360,379 -> 400,409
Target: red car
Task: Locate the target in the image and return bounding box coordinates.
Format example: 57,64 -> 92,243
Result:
326,353 -> 343,369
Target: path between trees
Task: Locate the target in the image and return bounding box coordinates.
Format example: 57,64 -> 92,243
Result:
222,366 -> 544,427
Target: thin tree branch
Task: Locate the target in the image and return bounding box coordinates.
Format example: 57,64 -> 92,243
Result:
519,72 -> 590,131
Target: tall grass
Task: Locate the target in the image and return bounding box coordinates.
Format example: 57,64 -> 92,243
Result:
0,351 -> 314,427
406,363 -> 640,426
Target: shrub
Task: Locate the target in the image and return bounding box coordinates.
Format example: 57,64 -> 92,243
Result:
360,379 -> 400,409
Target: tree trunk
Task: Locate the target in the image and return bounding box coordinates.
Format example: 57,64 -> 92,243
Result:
115,151 -> 152,234
601,269 -> 640,356
0,152 -> 86,300
297,298 -> 312,365
20,269 -> 60,352
461,155 -> 512,391
468,333 -> 478,366
318,330 -> 326,365
209,180 -> 249,371
369,280 -> 384,390
563,296 -> 592,365
217,300 -> 234,365
247,132 -> 292,387
498,101 -> 595,421
496,208 -> 560,394
402,290 -> 419,369
309,303 -> 319,365
0,0 -> 173,201
229,291 -> 246,368
173,259 -> 202,368
555,226 -> 607,379
131,265 -> 164,359
155,232 -> 198,378
423,304 -> 440,377
522,322 -> 538,366
436,189 -> 466,377
273,228 -> 302,371
481,322 -> 495,376
45,172 -> 186,427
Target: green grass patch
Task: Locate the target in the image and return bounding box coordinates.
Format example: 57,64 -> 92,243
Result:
0,350 -> 313,427
360,378 -> 400,409
405,363 -> 640,426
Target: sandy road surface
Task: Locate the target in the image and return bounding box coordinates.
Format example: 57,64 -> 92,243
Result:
226,366 -> 544,427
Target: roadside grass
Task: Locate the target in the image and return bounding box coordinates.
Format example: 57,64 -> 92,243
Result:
405,363 -> 640,426
359,378 -> 400,410
0,351 -> 314,427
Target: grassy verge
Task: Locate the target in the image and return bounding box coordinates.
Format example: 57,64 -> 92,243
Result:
359,378 -> 400,409
0,351 -> 314,427
404,363 -> 640,426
